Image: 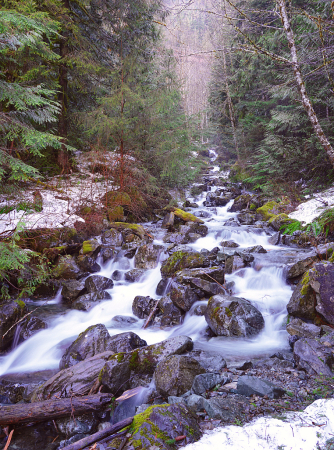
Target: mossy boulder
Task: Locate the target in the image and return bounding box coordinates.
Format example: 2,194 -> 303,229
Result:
161,251 -> 209,277
109,222 -> 146,240
53,255 -> 81,279
268,213 -> 298,231
165,207 -> 204,224
130,403 -> 202,449
103,190 -> 131,207
80,239 -> 101,256
256,201 -> 280,221
154,355 -> 205,397
135,243 -> 164,270
229,194 -> 252,212
18,227 -> 78,252
205,294 -> 265,337
287,263 -> 334,325
107,205 -> 124,222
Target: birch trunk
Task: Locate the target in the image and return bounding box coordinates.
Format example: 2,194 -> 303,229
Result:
277,0 -> 334,167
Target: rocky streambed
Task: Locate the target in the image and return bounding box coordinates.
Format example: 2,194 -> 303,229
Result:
0,153 -> 334,449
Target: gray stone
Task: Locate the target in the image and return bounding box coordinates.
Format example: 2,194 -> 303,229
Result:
154,355 -> 205,397
56,413 -> 98,438
162,212 -> 175,228
237,375 -> 285,399
202,395 -> 248,421
192,373 -> 230,395
170,284 -> 200,312
167,396 -> 184,405
205,294 -> 265,337
158,296 -> 183,326
186,394 -> 205,411
125,269 -> 145,283
189,350 -> 227,372
287,318 -> 321,339
53,255 -> 81,279
135,243 -> 163,269
268,232 -> 280,245
132,295 -> 157,319
220,240 -> 239,248
225,255 -> 245,274
293,338 -> 334,376
101,229 -> 123,247
76,254 -> 100,273
85,275 -> 113,297
287,255 -> 316,279
61,279 -> 86,302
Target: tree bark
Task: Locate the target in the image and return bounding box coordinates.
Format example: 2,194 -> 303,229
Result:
61,416 -> 133,450
277,0 -> 334,167
0,394 -> 112,426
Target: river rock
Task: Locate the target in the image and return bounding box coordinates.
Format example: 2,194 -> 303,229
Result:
53,255 -> 81,279
192,373 -> 230,395
76,254 -> 100,273
61,279 -> 86,302
80,239 -> 101,256
101,228 -> 123,247
237,212 -> 255,225
176,266 -> 225,285
170,283 -> 200,312
268,232 -> 280,245
237,375 -> 285,398
130,403 -> 202,449
20,316 -> 47,341
162,211 -> 175,228
59,324 -> 113,370
225,255 -> 245,274
246,245 -> 267,253
221,240 -> 239,248
101,247 -> 115,263
125,269 -> 145,282
287,254 -> 316,279
286,318 -> 321,339
85,275 -> 113,298
99,356 -> 132,393
154,355 -> 205,397
158,296 -> 183,326
156,278 -> 171,296
293,338 -> 334,376
56,413 -> 98,439
204,192 -> 230,207
161,250 -> 209,277
111,315 -> 138,326
188,350 -> 227,372
107,331 -> 147,353
229,194 -> 252,212
202,394 -> 248,422
205,294 -> 265,337
132,296 -> 157,319
134,243 -> 163,269
71,292 -> 107,311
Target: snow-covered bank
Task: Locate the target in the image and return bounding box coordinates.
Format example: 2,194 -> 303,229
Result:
289,187 -> 334,224
184,399 -> 334,450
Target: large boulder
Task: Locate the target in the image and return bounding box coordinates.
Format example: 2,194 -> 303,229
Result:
132,296 -> 157,319
287,263 -> 334,325
192,373 -> 230,395
286,317 -> 321,339
61,279 -> 86,302
205,294 -> 265,337
158,296 -> 183,326
161,251 -> 209,277
0,299 -> 27,350
286,254 -> 316,279
85,275 -> 113,298
129,403 -> 202,449
170,283 -> 200,312
166,207 -> 204,224
225,255 -> 245,274
134,243 -> 163,269
125,269 -> 145,283
228,194 -> 252,212
53,255 -> 81,279
176,266 -> 225,285
101,228 -> 123,247
293,338 -> 334,376
154,355 -> 205,397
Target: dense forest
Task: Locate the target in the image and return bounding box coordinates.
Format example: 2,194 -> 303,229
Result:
1,1 -> 334,450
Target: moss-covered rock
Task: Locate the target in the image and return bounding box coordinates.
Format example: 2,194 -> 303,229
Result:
256,201 -> 280,221
229,194 -> 252,212
130,403 -> 202,449
52,255 -> 81,279
107,206 -> 124,222
80,239 -> 101,256
109,222 -> 146,240
18,227 -> 78,252
268,213 -> 297,231
161,251 -> 208,277
135,243 -> 164,269
165,207 -> 204,224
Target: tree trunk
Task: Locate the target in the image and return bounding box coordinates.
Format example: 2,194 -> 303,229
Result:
58,0 -> 71,173
277,0 -> 334,167
0,394 -> 112,426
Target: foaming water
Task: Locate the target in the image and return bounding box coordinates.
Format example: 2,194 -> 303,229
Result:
0,158 -> 295,375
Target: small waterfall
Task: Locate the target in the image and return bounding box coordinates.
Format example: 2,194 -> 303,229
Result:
11,323 -> 22,350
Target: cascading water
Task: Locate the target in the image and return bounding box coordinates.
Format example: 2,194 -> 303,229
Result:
0,152 -> 297,376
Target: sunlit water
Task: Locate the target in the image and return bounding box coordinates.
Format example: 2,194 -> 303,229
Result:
0,153 -> 296,375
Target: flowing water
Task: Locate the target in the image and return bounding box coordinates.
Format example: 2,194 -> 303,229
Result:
0,151 -> 301,375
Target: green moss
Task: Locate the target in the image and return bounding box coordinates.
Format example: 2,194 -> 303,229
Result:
98,368 -> 104,383
130,404 -> 171,449
172,208 -> 204,224
107,206 -> 124,221
225,307 -> 232,317
256,201 -> 279,221
249,203 -> 256,210
129,350 -> 139,370
109,222 -> 145,239
82,241 -> 94,254
117,352 -> 125,363
16,299 -> 26,309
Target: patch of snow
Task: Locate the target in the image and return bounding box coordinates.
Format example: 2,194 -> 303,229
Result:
184,399 -> 334,450
289,187 -> 334,224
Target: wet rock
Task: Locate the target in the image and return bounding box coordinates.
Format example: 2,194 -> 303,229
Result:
294,338 -> 334,376
176,266 -> 225,285
236,250 -> 255,264
192,373 -> 230,395
289,334 -> 300,349
162,211 -> 175,228
53,255 -> 81,279
286,318 -> 321,339
112,270 -> 122,281
20,316 -> 47,341
223,218 -> 240,227
161,250 -> 209,277
220,240 -> 239,248
225,255 -> 245,274
71,292 -> 107,311
132,296 -> 157,319
268,232 -> 280,245
191,184 -> 206,196
202,394 -> 248,422
192,304 -> 207,316
99,356 -> 132,393
187,394 -> 205,411
246,245 -> 267,253
134,243 -> 163,269
237,213 -> 255,225
154,355 -> 205,397
107,332 -> 147,353
101,228 -> 123,247
60,324 -> 113,370
170,283 -> 200,312
125,269 -> 145,283
130,403 -> 201,449
61,279 -> 86,302
253,357 -> 294,370
205,294 -> 265,337
1,420 -> 60,450
194,210 -> 211,218
229,194 -> 252,212
170,207 -> 205,224
204,192 -> 230,207
158,296 -> 183,326
100,247 -> 115,263
155,278 -> 171,296
56,413 -> 98,439
183,200 -> 198,208
237,375 -> 285,398
111,315 -> 138,327
85,275 -> 113,298
287,254 -> 316,279
287,274 -> 316,321
76,254 -> 100,273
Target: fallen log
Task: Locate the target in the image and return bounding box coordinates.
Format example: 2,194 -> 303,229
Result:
61,417 -> 133,450
0,394 -> 112,426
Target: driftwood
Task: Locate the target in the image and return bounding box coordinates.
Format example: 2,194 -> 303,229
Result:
0,394 -> 112,426
61,417 -> 133,450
